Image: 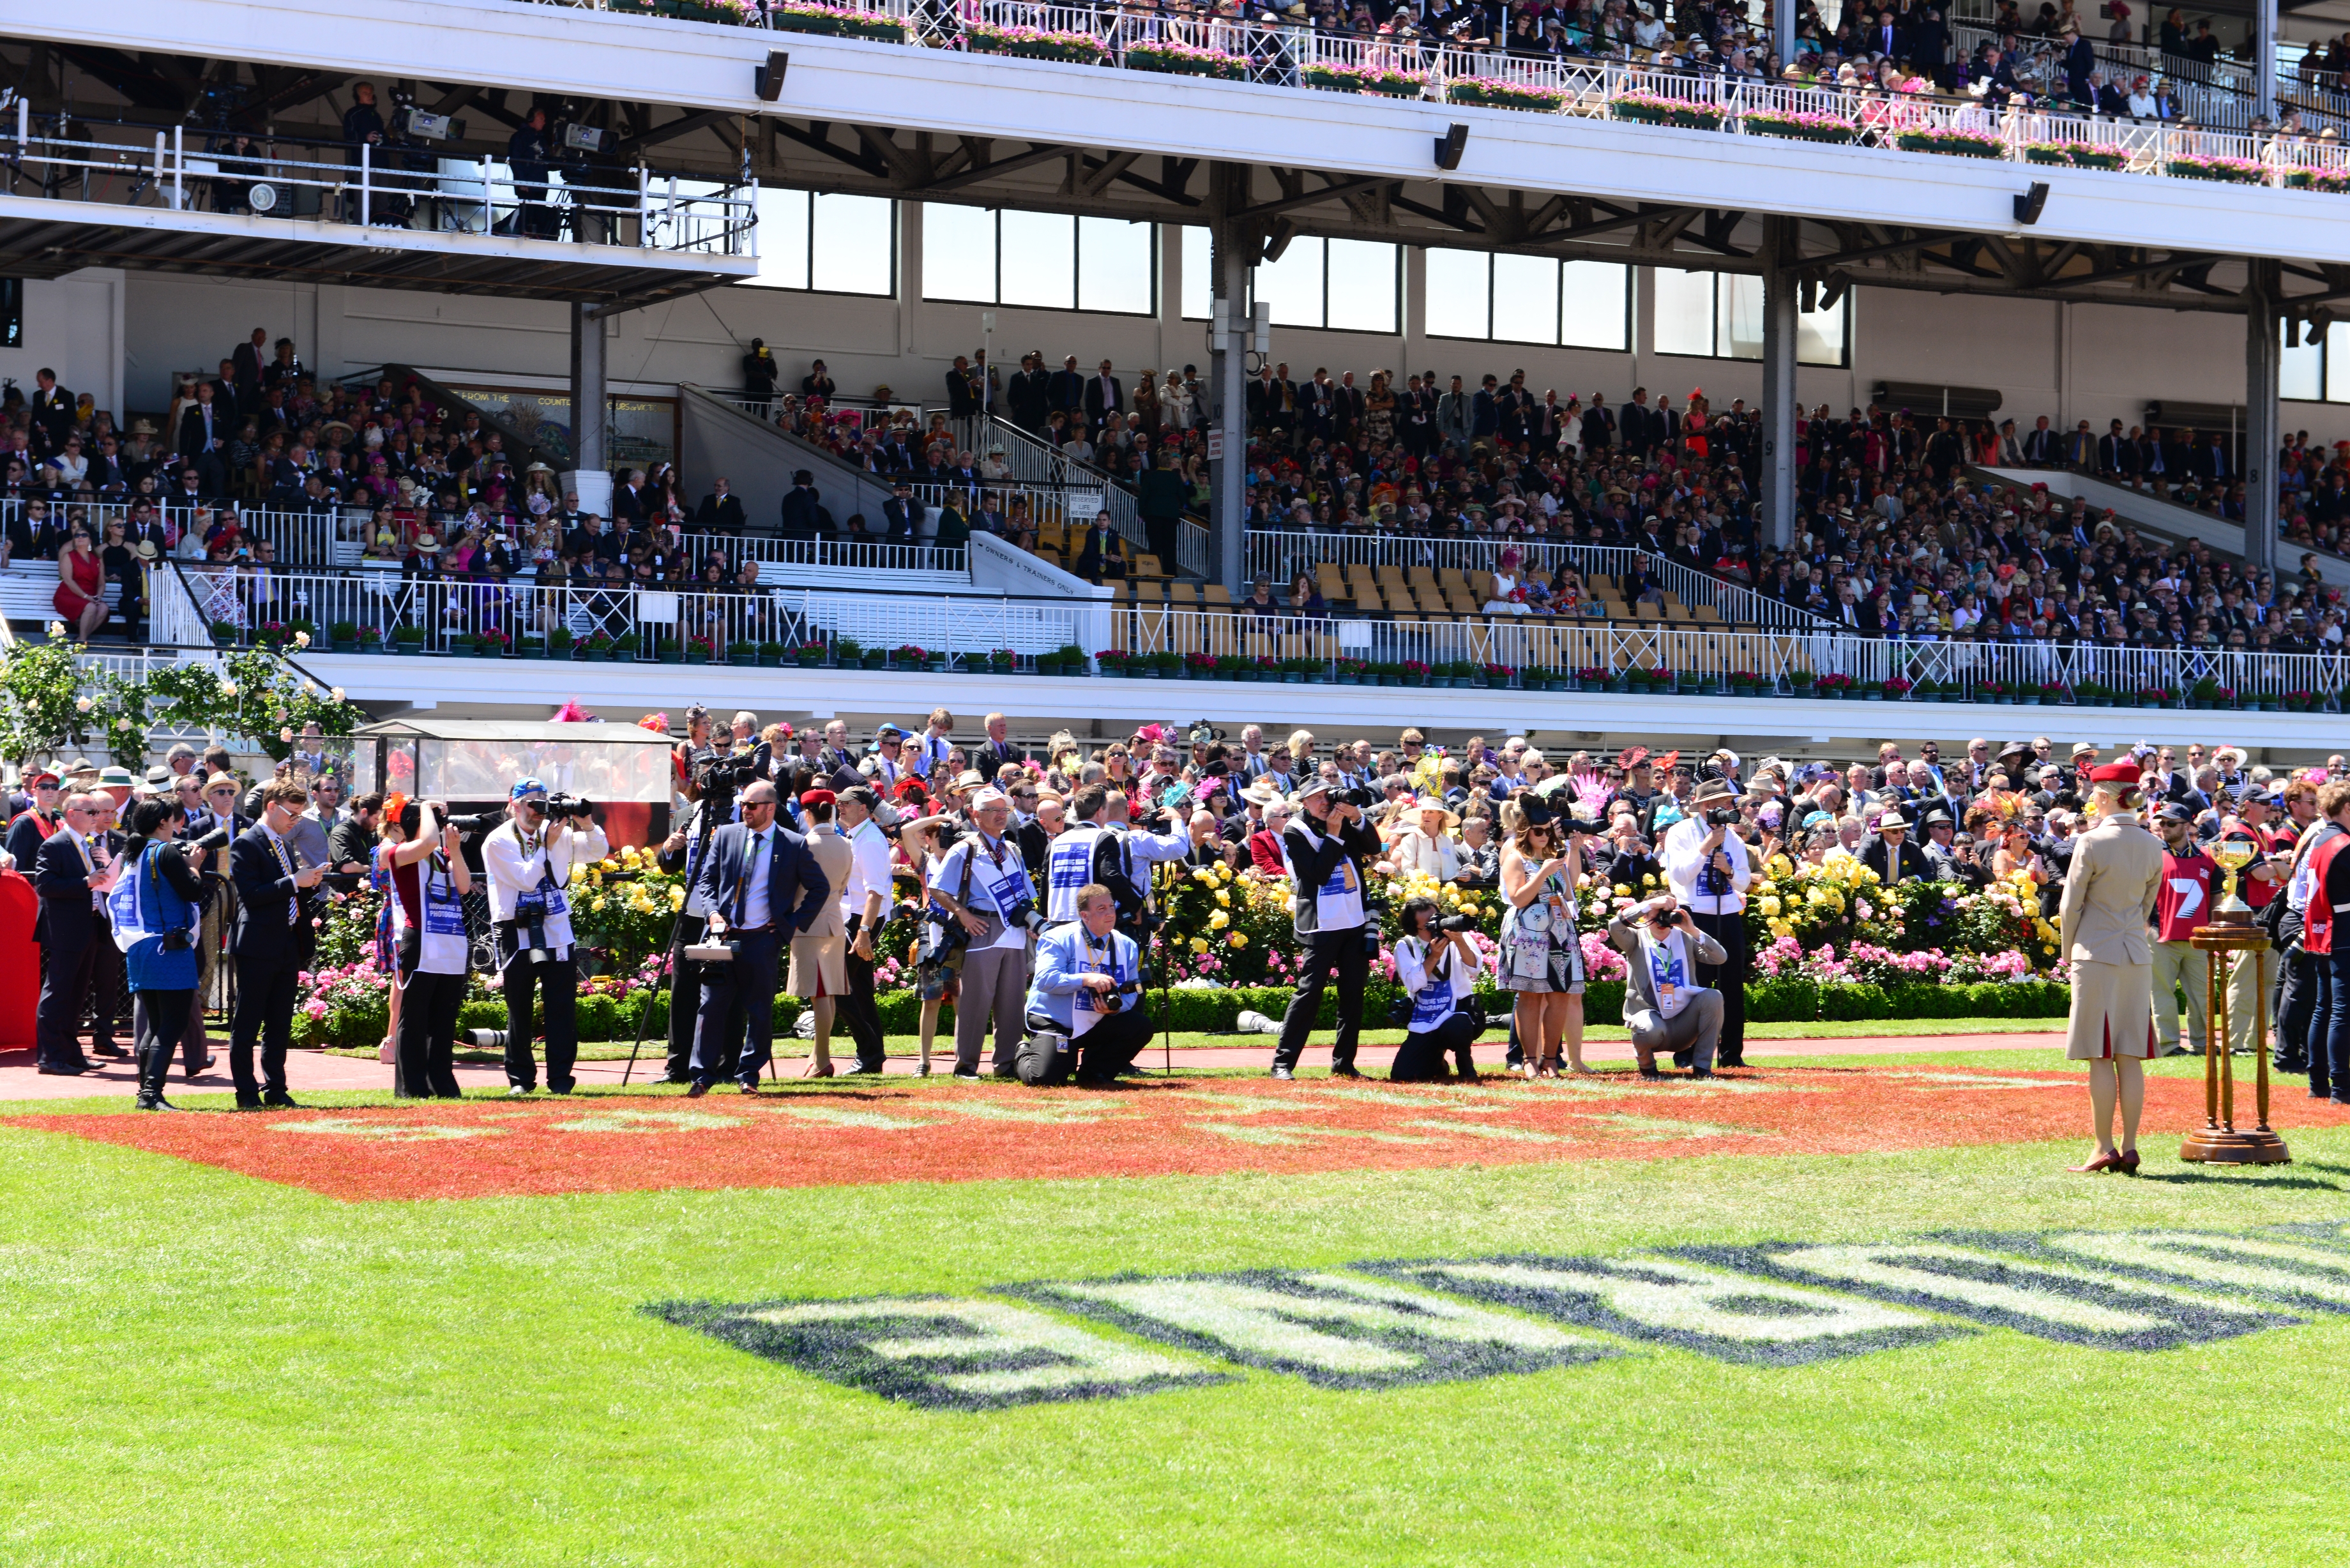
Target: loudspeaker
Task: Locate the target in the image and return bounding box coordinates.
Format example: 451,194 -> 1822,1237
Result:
755,50 -> 789,103
1434,123 -> 1469,171
2013,181 -> 2049,225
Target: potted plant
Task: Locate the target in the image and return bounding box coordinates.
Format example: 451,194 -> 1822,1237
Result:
1895,126 -> 2006,158
860,643 -> 887,670
829,637 -> 860,670
1400,659 -> 1430,688
1609,91 -> 1725,130
354,624 -> 383,655
613,630 -> 644,661
1741,107 -> 1858,143
328,619 -> 359,654
1303,61 -> 1429,97
1146,650 -> 1181,679
1787,668 -> 1816,697
549,628 -> 575,660
2190,675 -> 2220,710
1095,649 -> 1131,677
476,626 -> 512,659
889,643 -> 925,671
1448,76 -> 1568,111
989,647 -> 1017,674
793,640 -> 826,668
1334,657 -> 1367,687
768,0 -> 907,42
1878,676 -> 1910,702
926,649 -> 951,673
390,624 -> 425,654
517,633 -> 547,661
1123,40 -> 1248,78
961,20 -> 1107,63
1817,673 -> 1856,700
1648,665 -> 1677,694
581,630 -> 612,663
1054,644 -> 1089,675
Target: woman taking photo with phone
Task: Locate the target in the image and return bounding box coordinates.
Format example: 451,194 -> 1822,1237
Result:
1499,796 -> 1588,1077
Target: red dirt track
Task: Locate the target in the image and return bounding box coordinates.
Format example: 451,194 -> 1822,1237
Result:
12,1067 -> 2345,1203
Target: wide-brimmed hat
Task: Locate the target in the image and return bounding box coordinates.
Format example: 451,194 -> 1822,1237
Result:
412,531 -> 443,553
950,768 -> 989,792
1690,776 -> 1738,807
1404,795 -> 1460,830
1239,777 -> 1289,809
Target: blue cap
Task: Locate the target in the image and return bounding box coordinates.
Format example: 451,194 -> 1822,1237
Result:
510,777 -> 547,799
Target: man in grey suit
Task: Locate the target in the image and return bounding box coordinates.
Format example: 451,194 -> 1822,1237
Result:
687,780 -> 829,1096
1607,896 -> 1728,1079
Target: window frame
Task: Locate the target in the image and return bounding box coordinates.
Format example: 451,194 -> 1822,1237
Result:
1651,269 -> 1851,369
1418,248 -> 1633,352
739,188 -> 898,299
1179,228 -> 1402,333
925,204 -> 1159,317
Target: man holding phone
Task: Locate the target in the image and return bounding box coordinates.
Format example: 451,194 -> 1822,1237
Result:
1607,895 -> 1729,1079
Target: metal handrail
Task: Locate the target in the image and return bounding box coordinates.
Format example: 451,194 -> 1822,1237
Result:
518,0 -> 2350,192
3,103 -> 758,255
143,556 -> 2350,702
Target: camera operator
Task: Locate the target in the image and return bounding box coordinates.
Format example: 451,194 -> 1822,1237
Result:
1390,896 -> 1483,1083
1018,882 -> 1149,1085
685,780 -> 828,1097
1271,778 -> 1384,1081
482,777 -> 607,1096
383,799 -> 471,1099
833,785 -> 893,1073
1661,774 -> 1751,1069
1607,895 -> 1729,1079
228,778 -> 326,1108
929,786 -> 1038,1079
110,795 -> 213,1111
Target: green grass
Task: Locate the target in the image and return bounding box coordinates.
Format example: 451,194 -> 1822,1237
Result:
3,1057 -> 2346,1565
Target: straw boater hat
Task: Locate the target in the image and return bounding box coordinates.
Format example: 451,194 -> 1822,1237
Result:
1239,776 -> 1289,810
1405,794 -> 1460,831
950,768 -> 989,794
412,530 -> 443,554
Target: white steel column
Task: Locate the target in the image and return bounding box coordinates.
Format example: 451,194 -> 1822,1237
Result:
568,300 -> 611,514
1209,170 -> 1250,594
2245,262 -> 2280,578
1760,216 -> 1799,550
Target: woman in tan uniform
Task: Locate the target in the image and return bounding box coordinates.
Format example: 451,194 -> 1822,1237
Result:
2059,760 -> 2167,1173
789,789 -> 855,1076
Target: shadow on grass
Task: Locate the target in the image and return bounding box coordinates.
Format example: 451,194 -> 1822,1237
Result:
2135,1170 -> 2342,1191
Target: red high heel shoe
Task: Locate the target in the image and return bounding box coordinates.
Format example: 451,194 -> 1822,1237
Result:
2117,1149 -> 2142,1175
2066,1150 -> 2123,1174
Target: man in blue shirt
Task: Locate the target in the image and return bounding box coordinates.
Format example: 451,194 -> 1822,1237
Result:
1020,884 -> 1148,1085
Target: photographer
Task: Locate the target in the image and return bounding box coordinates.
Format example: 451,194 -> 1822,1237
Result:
382,799 -> 471,1099
1045,785 -> 1148,930
482,778 -> 607,1096
228,778 -> 326,1109
1607,896 -> 1729,1079
1661,774 -> 1752,1069
930,787 -> 1037,1079
108,795 -> 213,1112
1018,882 -> 1149,1086
1270,778 -> 1384,1081
1389,896 -> 1483,1083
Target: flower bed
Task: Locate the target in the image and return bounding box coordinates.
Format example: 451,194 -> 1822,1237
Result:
769,1 -> 906,41
1741,109 -> 1857,143
1123,41 -> 1248,79
1609,92 -> 1725,130
1895,127 -> 2006,158
2165,153 -> 2266,184
1446,77 -> 1568,112
962,20 -> 1106,63
2024,140 -> 2128,170
1302,62 -> 1429,98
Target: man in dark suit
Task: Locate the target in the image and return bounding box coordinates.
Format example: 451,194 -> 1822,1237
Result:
686,780 -> 829,1096
4,767 -> 63,871
1047,355 -> 1088,423
231,328 -> 269,406
610,469 -> 646,524
31,791 -> 108,1076
694,476 -> 746,533
882,479 -> 920,545
177,380 -> 229,496
30,367 -> 75,450
1859,811 -> 1936,887
977,712 -> 1026,774
1007,352 -> 1051,432
227,778 -> 326,1108
778,471 -> 822,540
1083,360 -> 1123,434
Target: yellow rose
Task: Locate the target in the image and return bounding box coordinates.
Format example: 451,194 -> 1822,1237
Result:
1191,937 -> 1209,954
1459,904 -> 1480,918
669,887 -> 685,908
1215,889 -> 1231,907
1208,910 -> 1229,930
1612,884 -> 1631,898
1227,932 -> 1247,948
1760,896 -> 1781,916
1192,867 -> 1215,884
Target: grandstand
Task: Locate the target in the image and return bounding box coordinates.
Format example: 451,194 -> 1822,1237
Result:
2,0 -> 2349,744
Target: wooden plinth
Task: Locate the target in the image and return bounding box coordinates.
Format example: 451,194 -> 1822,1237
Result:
2182,926 -> 2291,1165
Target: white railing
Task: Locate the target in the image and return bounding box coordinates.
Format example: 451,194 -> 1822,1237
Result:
3,105 -> 757,257
671,533 -> 966,575
1241,529 -> 1833,632
948,413 -> 1211,577
547,0 -> 2350,195
148,554 -> 2350,702
0,497 -> 363,566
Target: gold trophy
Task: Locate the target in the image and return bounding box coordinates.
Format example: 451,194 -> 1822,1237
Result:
2208,839 -> 2256,926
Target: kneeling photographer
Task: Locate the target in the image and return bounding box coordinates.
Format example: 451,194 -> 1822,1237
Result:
382,799 -> 471,1099
1606,895 -> 1728,1079
1389,897 -> 1485,1083
1018,882 -> 1148,1085
483,778 -> 607,1096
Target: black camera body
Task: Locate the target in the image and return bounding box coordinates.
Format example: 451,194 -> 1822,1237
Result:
539,792 -> 595,823
444,810 -> 506,835
159,928 -> 192,953
1001,896 -> 1049,937
1705,807 -> 1741,828
183,824 -> 233,856
1438,912 -> 1479,933
1340,785 -> 1379,811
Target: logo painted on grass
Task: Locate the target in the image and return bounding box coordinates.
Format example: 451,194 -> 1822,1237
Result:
648,1225 -> 2350,1410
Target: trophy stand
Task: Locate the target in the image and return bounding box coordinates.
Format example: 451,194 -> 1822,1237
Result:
2181,841 -> 2290,1163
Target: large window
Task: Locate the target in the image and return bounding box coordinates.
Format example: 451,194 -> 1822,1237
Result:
924,205 -> 1156,315
1179,227 -> 1399,333
2280,319 -> 2350,403
1423,249 -> 1630,351
743,188 -> 895,295
1653,269 -> 1847,366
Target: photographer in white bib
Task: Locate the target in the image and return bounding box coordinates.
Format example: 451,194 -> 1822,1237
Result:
483,776 -> 606,1096
380,798 -> 472,1099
